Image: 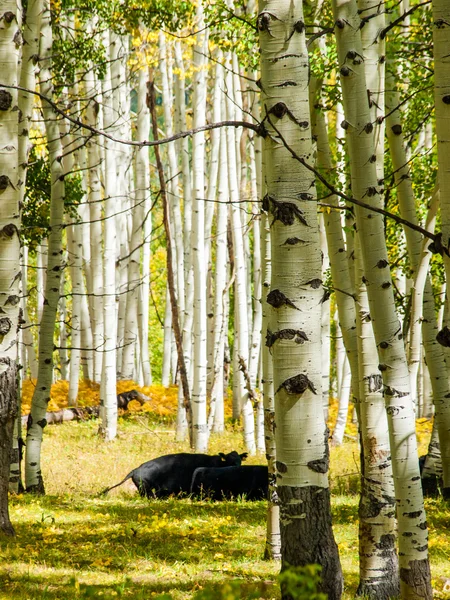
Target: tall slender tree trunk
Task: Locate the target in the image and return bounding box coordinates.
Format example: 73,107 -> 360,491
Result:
25,0 -> 65,493
191,4 -> 208,451
259,1 -> 343,597
332,0 -> 432,595
0,0 -> 21,535
98,30 -> 118,441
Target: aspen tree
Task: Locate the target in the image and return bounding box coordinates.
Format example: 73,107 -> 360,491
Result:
261,209 -> 281,560
84,46 -> 103,383
386,75 -> 450,493
331,0 -> 432,595
0,0 -> 21,535
431,0 -> 450,496
25,0 -> 65,492
225,54 -> 256,455
135,46 -> 152,388
354,236 -> 399,598
209,96 -> 229,434
98,30 -> 118,441
259,1 -> 342,596
191,3 -> 209,451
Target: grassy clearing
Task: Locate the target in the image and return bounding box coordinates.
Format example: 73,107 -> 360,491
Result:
1,413 -> 449,599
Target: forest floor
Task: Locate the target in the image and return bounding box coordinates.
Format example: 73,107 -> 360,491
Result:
1,383 -> 450,599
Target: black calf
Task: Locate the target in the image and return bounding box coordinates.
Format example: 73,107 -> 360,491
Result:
190,465 -> 268,500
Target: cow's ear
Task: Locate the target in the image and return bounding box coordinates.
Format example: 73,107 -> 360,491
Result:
218,452 -> 226,460
240,453 -> 248,461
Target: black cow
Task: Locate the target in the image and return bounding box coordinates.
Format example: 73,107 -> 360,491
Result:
101,451 -> 248,498
190,465 -> 268,500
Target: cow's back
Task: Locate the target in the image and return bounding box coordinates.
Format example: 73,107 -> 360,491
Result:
191,465 -> 268,500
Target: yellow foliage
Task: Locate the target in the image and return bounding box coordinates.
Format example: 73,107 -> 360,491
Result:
21,378 -> 184,420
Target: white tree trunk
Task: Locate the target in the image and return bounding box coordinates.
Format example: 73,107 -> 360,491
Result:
332,0 -> 432,593
259,1 -> 342,595
191,3 -> 208,451
0,0 -> 22,532
25,1 -> 65,492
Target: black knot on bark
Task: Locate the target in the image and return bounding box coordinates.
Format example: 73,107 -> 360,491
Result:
0,317 -> 12,335
257,122 -> 268,138
0,89 -> 13,110
266,196 -> 308,226
269,102 -> 288,119
266,289 -> 299,311
341,120 -> 349,130
257,12 -> 271,32
365,122 -> 374,134
391,123 -> 402,135
293,20 -> 305,33
3,11 -> 15,23
0,175 -> 10,190
376,259 -> 389,269
307,449 -> 329,474
282,237 -> 304,246
379,341 -> 390,349
305,278 -> 322,289
276,373 -> 317,395
276,460 -> 288,474
364,373 -> 383,393
335,19 -> 345,29
6,295 -> 20,306
369,154 -> 376,163
436,326 -> 450,347
442,95 -> 450,105
266,329 -> 309,347
381,281 -> 391,289
384,386 -> 408,397
0,223 -> 16,238
340,66 -> 351,76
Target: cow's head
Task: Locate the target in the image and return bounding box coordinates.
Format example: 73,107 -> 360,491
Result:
219,451 -> 248,466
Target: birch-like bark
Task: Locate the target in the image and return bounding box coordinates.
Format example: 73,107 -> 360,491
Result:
98,31 -> 118,441
84,52 -> 103,383
209,114 -> 229,435
354,236 -> 399,599
135,54 -> 152,387
0,0 -> 21,534
261,208 -> 281,560
225,55 -> 256,455
259,2 -> 342,596
433,0 -> 450,316
308,69 -> 359,443
191,3 -> 208,451
25,1 -> 65,493
386,73 -> 450,494
332,0 -> 432,594
21,247 -> 38,380
149,75 -> 193,446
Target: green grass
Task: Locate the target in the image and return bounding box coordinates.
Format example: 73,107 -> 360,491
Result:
1,417 -> 449,599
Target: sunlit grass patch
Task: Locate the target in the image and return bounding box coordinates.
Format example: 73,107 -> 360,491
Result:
2,415 -> 449,599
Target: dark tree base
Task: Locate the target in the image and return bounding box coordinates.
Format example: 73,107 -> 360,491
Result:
0,360 -> 18,537
279,485 -> 343,600
357,579 -> 400,599
400,558 -> 432,599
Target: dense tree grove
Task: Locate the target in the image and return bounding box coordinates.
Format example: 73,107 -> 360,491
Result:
0,0 -> 449,598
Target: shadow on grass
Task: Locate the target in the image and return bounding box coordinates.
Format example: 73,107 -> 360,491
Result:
0,571 -> 279,600
3,494 -> 269,573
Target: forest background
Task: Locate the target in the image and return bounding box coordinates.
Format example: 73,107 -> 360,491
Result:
0,0 -> 450,598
